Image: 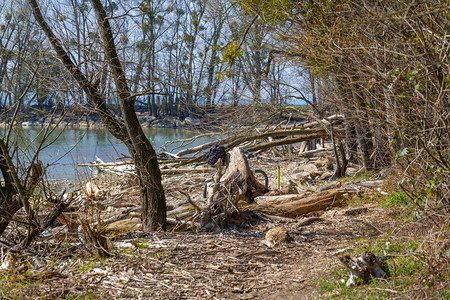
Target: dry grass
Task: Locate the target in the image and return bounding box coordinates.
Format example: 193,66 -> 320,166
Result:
0,158 -> 449,299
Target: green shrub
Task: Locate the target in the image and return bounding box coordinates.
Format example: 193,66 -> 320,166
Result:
384,192 -> 410,207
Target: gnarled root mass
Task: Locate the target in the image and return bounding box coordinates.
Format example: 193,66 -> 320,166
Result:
200,147 -> 269,231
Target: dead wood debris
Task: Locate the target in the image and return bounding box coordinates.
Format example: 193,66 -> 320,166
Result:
0,119 -> 401,298
0,204 -> 391,299
339,251 -> 388,287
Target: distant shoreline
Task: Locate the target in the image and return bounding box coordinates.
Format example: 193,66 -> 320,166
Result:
0,104 -> 306,131
0,112 -> 202,130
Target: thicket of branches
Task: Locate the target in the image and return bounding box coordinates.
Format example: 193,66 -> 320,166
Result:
244,0 -> 449,210
0,0 -> 306,119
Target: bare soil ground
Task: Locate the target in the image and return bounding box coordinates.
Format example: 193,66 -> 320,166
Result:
1,205 -> 390,299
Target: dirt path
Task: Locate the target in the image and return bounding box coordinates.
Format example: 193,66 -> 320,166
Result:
1,202 -> 390,299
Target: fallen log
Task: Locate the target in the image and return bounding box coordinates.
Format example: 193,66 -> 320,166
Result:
78,161 -> 212,175
167,201 -> 203,217
160,168 -> 213,175
297,217 -> 324,226
167,217 -> 200,229
175,128 -> 340,158
246,189 -> 345,218
78,161 -> 133,167
298,147 -> 333,157
245,132 -> 329,152
175,136 -> 233,157
105,217 -> 142,233
297,115 -> 344,129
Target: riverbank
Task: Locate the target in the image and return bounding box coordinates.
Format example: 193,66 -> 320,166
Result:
2,150 -> 448,299
6,126 -> 212,181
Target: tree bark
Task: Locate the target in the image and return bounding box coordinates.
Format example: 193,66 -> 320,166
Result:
246,190 -> 345,218
344,114 -> 358,164
89,0 -> 166,231
28,0 -> 167,231
0,141 -> 23,237
354,115 -> 372,171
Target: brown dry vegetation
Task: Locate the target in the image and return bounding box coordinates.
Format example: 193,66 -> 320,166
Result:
1,154 -> 449,299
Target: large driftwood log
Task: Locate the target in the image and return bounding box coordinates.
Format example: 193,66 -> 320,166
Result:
78,161 -> 133,167
174,137 -> 233,157
244,132 -> 329,152
175,128 -> 341,158
245,190 -> 345,218
79,161 -> 213,176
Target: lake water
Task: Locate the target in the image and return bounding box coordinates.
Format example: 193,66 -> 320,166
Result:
8,127 -> 212,182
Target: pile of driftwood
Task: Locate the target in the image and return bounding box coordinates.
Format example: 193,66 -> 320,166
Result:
170,115 -> 344,163
74,115 -> 353,234
166,146 -> 350,231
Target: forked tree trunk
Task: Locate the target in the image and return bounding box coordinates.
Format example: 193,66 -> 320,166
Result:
28,0 -> 167,231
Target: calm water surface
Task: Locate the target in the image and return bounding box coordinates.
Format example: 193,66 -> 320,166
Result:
9,127 -> 211,181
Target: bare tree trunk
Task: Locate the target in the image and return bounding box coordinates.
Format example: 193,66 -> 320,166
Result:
344,113 -> 358,164
89,0 -> 166,230
354,115 -> 372,171
309,69 -> 317,106
205,18 -> 223,107
349,85 -> 373,171
27,0 -> 167,231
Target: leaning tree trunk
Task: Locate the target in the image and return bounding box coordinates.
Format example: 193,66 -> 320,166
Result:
28,0 -> 167,231
120,101 -> 167,230
90,0 -> 166,231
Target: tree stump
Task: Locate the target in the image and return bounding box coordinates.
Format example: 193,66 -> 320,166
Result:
201,147 -> 269,230
220,147 -> 269,204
